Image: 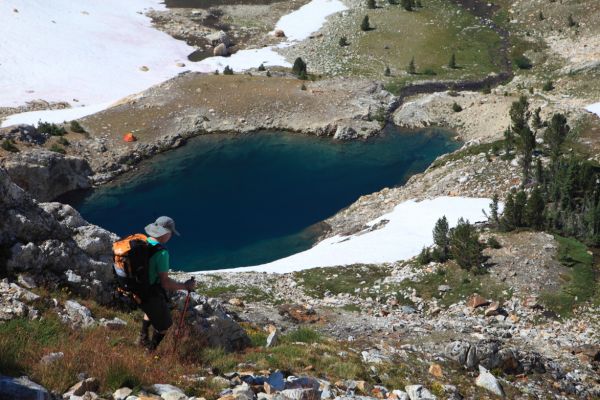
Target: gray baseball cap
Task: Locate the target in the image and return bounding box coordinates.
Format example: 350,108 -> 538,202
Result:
145,216 -> 180,237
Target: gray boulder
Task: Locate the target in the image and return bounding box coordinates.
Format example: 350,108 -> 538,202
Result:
206,30 -> 232,47
0,375 -> 51,400
214,43 -> 228,57
1,149 -> 92,201
405,385 -> 436,400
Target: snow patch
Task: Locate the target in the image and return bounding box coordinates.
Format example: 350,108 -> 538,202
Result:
1,0 -> 347,127
586,102 -> 600,118
198,197 -> 496,274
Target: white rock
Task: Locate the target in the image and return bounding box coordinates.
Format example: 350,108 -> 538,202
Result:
475,365 -> 505,398
113,387 -> 133,400
266,330 -> 278,347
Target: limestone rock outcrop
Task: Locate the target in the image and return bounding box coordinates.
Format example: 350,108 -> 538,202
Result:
0,168 -> 117,302
1,149 -> 92,201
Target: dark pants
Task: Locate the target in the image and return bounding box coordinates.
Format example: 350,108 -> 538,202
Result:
139,289 -> 172,332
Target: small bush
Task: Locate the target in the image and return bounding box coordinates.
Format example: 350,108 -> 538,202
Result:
422,68 -> 436,76
300,84 -> 307,91
258,63 -> 266,71
384,66 -> 391,76
104,360 -> 142,392
542,80 -> 554,91
1,139 -> 19,153
38,121 -> 66,136
482,85 -> 491,94
487,236 -> 502,249
417,247 -> 432,265
57,137 -> 70,146
49,144 -> 66,154
452,102 -> 463,112
283,327 -> 321,344
214,69 -> 219,75
223,66 -> 234,75
266,71 -> 272,77
367,0 -> 376,9
567,14 -> 576,28
69,120 -> 85,133
339,36 -> 349,47
513,55 -> 533,70
447,90 -> 459,97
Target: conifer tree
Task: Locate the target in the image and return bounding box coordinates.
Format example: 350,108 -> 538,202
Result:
489,194 -> 500,226
360,15 -> 371,31
401,0 -> 413,11
501,190 -> 516,231
416,0 -> 422,7
545,113 -> 570,164
526,187 -> 545,229
514,190 -> 527,227
292,58 -> 308,79
449,218 -> 482,270
510,96 -> 535,183
339,36 -> 349,46
367,0 -> 376,9
408,57 -> 416,74
503,127 -> 514,156
535,158 -> 544,186
532,107 -> 542,129
448,53 -> 457,69
384,66 -> 391,76
433,216 -> 450,261
258,63 -> 266,71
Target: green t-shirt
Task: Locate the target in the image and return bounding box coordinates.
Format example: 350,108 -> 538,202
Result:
147,237 -> 169,285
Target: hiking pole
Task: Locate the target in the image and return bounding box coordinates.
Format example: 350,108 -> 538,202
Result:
173,277 -> 194,355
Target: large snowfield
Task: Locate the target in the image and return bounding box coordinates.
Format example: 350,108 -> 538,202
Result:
0,0 -> 346,127
203,197 -> 496,274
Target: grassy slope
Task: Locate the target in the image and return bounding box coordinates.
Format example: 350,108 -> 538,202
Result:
305,0 -> 502,81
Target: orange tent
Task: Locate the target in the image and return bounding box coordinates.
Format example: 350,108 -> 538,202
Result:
123,132 -> 137,142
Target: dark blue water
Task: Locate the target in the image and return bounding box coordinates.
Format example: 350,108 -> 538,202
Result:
64,127 -> 458,271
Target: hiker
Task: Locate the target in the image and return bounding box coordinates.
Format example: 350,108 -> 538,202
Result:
138,216 -> 196,351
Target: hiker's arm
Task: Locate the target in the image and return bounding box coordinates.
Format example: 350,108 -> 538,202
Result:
158,272 -> 195,292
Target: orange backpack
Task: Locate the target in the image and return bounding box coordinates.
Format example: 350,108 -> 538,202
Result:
112,234 -> 163,303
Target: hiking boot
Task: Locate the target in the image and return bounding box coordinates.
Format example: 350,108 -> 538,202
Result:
146,330 -> 165,351
135,332 -> 150,347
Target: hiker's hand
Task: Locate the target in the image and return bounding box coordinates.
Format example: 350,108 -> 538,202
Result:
184,279 -> 195,292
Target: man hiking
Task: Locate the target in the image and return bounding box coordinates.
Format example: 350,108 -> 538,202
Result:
120,216 -> 196,351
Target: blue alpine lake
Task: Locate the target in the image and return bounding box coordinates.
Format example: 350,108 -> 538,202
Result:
64,126 -> 459,271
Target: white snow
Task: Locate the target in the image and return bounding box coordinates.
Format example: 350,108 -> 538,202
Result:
586,102 -> 600,118
274,0 -> 348,42
1,102 -> 114,127
1,0 -> 347,127
199,197 -> 496,274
